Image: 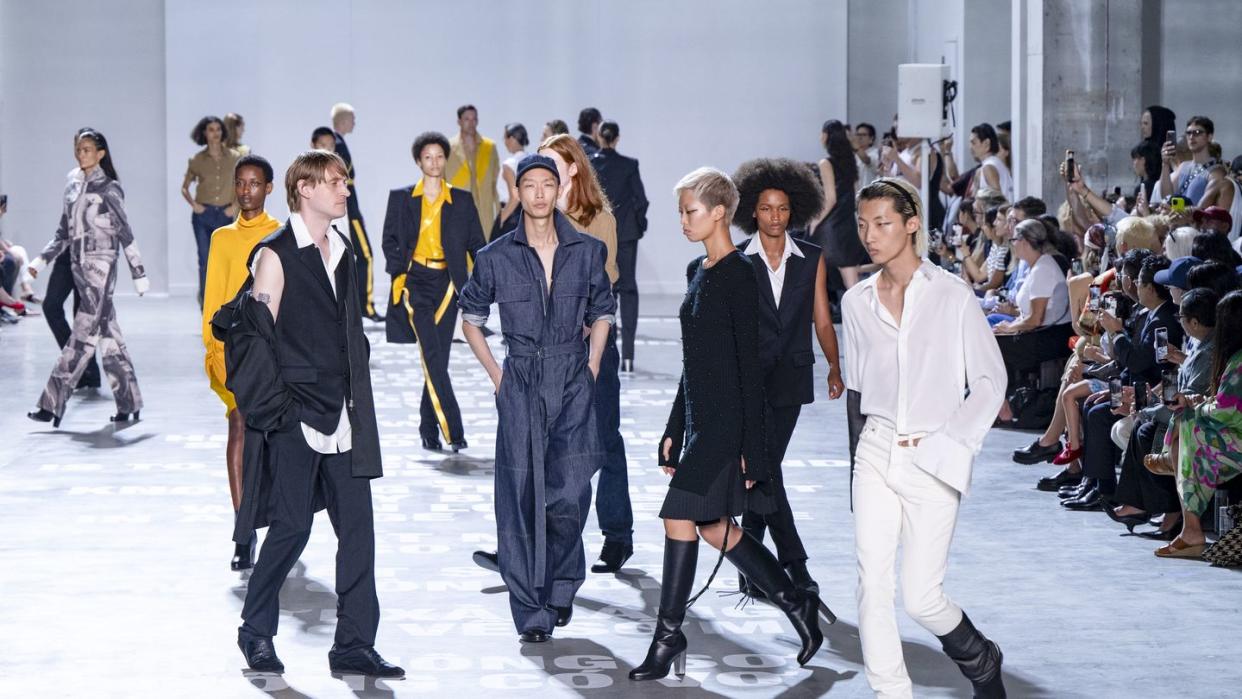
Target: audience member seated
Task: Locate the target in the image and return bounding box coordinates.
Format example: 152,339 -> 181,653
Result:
1192,228 -> 1242,267
1186,260 -> 1241,298
1108,288 -> 1218,538
994,219 -> 1074,424
970,203 -> 1012,295
1151,290 -> 1242,558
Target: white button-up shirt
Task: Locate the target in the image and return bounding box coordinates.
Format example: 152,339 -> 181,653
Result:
841,260 -> 1006,494
252,213 -> 353,454
743,233 -> 803,308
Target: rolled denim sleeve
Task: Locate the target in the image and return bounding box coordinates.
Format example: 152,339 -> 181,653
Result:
584,240 -> 616,326
458,247 -> 495,327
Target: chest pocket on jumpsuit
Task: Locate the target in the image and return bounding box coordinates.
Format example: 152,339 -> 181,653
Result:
552,279 -> 588,329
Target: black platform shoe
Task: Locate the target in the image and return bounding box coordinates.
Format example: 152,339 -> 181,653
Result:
421,436 -> 443,451
1037,467 -> 1081,492
937,613 -> 1006,698
590,540 -> 633,573
449,440 -> 468,453
328,645 -> 405,678
630,538 -> 698,681
725,534 -> 824,666
232,530 -> 257,571
1012,439 -> 1061,465
109,411 -> 140,423
27,409 -> 61,428
238,634 -> 284,673
472,550 -> 499,572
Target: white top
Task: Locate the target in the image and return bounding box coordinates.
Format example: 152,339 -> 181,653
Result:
498,150 -> 528,205
856,147 -> 880,188
980,155 -> 1014,201
842,260 -> 1006,494
1015,253 -> 1070,326
251,213 -> 353,454
743,233 -> 804,308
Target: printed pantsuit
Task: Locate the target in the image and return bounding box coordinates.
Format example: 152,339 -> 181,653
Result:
404,261 -> 463,443
38,248 -> 141,417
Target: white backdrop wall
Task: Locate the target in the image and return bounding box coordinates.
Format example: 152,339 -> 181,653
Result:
163,0 -> 849,296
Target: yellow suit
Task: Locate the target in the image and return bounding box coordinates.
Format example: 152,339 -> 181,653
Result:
446,134 -> 501,240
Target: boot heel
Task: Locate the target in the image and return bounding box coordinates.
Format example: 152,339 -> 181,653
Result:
818,600 -> 837,625
673,651 -> 686,678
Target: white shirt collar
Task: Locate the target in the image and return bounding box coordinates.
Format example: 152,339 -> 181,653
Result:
743,233 -> 805,260
856,258 -> 938,295
290,212 -> 347,254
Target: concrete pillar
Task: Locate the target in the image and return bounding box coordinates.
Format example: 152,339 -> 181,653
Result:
1012,0 -> 1142,204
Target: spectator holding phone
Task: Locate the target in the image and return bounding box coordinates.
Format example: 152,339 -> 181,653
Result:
1160,116 -> 1218,205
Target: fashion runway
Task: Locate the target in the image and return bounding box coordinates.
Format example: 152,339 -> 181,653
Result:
1,295 -> 1237,698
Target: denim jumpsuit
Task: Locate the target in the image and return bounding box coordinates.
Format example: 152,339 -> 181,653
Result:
459,211 -> 616,634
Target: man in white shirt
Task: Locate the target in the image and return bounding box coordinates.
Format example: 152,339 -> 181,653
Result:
843,177 -> 1007,698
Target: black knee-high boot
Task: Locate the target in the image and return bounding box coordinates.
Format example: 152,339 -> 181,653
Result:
724,532 -> 824,666
937,613 -> 1006,698
629,538 -> 698,681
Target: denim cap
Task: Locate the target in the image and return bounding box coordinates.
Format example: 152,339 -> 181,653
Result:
515,154 -> 560,185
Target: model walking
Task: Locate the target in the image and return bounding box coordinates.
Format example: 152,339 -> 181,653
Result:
446,104 -> 502,240
27,130 -> 147,427
812,120 -> 866,289
843,177 -> 1006,698
330,103 -> 382,321
732,158 -> 845,598
181,115 -> 239,304
630,167 -> 826,682
201,154 -> 281,570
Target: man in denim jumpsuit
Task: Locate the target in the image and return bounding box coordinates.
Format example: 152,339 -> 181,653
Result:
459,154 -> 615,643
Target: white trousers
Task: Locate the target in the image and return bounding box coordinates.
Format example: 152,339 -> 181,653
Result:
853,418 -> 965,699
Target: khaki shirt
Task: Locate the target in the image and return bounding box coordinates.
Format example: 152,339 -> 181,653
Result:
185,147 -> 240,206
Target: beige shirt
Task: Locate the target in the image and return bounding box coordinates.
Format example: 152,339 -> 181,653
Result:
569,209 -> 619,284
185,147 -> 240,206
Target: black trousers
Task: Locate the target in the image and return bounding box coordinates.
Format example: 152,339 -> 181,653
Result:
240,428 -> 378,651
44,251 -> 100,387
1082,401 -> 1122,495
742,403 -> 808,564
593,327 -> 633,543
995,323 -> 1074,396
1114,419 -> 1181,514
615,239 -> 639,361
407,262 -> 463,443
345,209 -> 377,318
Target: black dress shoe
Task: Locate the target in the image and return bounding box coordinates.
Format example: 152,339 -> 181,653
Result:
109,411 -> 139,423
238,635 -> 284,673
27,409 -> 61,428
590,541 -> 633,573
620,358 -> 634,373
1059,480 -> 1091,499
1061,487 -> 1102,510
421,436 -> 443,451
555,605 -> 573,627
231,530 -> 257,571
1104,506 -> 1151,533
1137,527 -> 1177,541
328,646 -> 405,678
1013,439 -> 1062,465
784,560 -> 820,596
1038,468 -> 1082,492
472,550 -> 499,572
519,629 -> 551,643
365,312 -> 386,323
449,440 -> 468,453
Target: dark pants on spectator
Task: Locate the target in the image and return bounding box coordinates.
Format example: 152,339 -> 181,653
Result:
239,428 -> 379,652
743,403 -> 809,564
0,255 -> 17,294
1114,419 -> 1180,514
191,204 -> 231,301
996,323 -> 1074,397
44,252 -> 100,388
615,240 -> 639,362
1081,401 -> 1122,495
593,327 -> 633,544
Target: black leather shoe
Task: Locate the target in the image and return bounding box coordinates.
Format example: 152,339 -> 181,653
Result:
109,411 -> 139,423
1061,487 -> 1102,510
937,613 -> 1006,698
27,409 -> 62,428
1136,527 -> 1177,541
472,550 -> 499,572
590,541 -> 633,573
620,358 -> 634,373
555,605 -> 573,627
1012,439 -> 1061,465
1038,468 -> 1082,492
519,629 -> 551,643
449,440 -> 468,453
365,312 -> 386,323
1059,480 -> 1091,499
231,530 -> 257,571
238,635 -> 284,673
784,560 -> 819,596
328,646 -> 404,678
421,436 -> 443,451
1104,506 -> 1151,533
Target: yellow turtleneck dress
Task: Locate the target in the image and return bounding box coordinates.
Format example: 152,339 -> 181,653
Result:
201,211 -> 281,414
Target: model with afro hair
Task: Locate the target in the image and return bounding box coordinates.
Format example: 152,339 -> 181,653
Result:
731,158 -> 826,235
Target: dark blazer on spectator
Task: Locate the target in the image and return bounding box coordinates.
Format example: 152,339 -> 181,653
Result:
1114,300 -> 1183,385
742,236 -> 822,407
592,148 -> 649,242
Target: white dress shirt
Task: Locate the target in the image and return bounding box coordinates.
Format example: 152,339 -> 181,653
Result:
842,260 -> 1006,494
743,233 -> 803,308
252,213 -> 353,454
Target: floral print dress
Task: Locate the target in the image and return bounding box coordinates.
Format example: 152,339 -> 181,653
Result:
1173,350 -> 1242,515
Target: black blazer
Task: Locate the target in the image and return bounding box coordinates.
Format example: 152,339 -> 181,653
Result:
743,237 -> 822,407
1114,300 -> 1183,385
380,184 -> 486,291
592,148 -> 649,242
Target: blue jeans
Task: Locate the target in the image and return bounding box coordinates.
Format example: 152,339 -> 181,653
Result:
593,327 -> 633,544
987,313 -> 1015,327
191,204 -> 232,298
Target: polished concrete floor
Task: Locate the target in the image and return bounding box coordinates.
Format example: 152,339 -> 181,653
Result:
1,294 -> 1239,698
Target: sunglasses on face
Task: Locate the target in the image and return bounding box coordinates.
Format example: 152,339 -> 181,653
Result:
1185,128 -> 1207,137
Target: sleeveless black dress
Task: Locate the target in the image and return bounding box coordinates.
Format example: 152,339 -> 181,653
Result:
813,157 -> 869,267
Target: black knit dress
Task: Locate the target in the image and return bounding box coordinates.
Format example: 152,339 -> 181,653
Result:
659,252 -> 775,522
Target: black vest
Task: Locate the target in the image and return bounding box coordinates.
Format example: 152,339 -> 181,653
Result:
259,228 -> 352,434
746,238 -> 822,407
